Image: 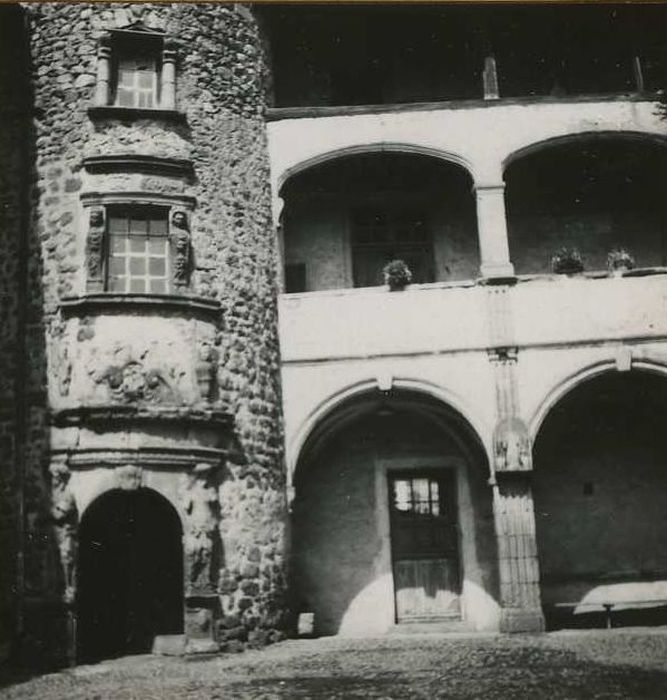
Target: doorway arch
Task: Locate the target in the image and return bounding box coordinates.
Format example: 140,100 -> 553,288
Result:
291,388 -> 499,635
77,488 -> 184,662
533,370 -> 667,628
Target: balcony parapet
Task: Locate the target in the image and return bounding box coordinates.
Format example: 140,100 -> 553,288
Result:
278,269 -> 667,364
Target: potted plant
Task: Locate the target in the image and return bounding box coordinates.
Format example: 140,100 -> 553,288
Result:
383,259 -> 412,291
607,248 -> 635,276
550,247 -> 584,275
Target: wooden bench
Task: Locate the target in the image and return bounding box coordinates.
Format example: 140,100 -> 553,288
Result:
553,599 -> 667,629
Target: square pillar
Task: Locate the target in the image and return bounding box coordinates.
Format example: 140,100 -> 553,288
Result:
493,474 -> 545,633
475,183 -> 514,279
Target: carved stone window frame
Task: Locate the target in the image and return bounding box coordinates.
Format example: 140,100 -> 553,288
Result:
81,191 -> 196,294
92,22 -> 178,116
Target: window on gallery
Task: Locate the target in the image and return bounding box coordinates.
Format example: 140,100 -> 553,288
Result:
351,205 -> 434,287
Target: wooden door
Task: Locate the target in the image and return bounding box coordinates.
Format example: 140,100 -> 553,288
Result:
389,470 -> 461,622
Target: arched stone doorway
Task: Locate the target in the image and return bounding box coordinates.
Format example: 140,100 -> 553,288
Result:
77,488 -> 184,662
533,371 -> 667,628
291,389 -> 499,636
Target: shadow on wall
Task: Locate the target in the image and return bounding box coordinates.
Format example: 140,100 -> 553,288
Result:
533,371 -> 667,630
0,5 -> 51,670
290,398 -> 499,636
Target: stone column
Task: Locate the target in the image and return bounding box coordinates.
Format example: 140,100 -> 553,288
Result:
488,347 -> 545,633
161,41 -> 177,110
493,475 -> 544,632
272,195 -> 286,292
483,56 -> 500,100
94,35 -> 111,107
474,183 -> 514,279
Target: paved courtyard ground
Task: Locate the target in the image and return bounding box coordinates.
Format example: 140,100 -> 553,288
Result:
2,629 -> 667,699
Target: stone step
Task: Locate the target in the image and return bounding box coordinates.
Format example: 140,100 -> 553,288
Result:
388,619 -> 475,635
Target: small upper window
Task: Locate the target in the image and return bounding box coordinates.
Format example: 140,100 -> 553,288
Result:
95,23 -> 176,111
107,206 -> 170,293
115,53 -> 159,109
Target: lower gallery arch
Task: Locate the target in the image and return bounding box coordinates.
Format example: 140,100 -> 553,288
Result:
76,488 -> 184,662
533,370 -> 667,629
291,389 -> 500,636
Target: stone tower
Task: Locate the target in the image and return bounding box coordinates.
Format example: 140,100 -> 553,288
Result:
0,2 -> 288,665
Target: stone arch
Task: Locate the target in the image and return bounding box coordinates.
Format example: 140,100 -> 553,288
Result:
278,147 -> 479,291
290,383 -> 500,637
502,130 -> 667,274
529,358 -> 667,441
502,130 -> 667,173
276,142 -> 477,193
76,486 -> 184,662
288,377 -> 492,481
76,467 -> 186,531
532,367 -> 667,629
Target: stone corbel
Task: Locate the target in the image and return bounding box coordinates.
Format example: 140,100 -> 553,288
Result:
86,206 -> 106,292
493,416 -> 532,473
169,208 -> 191,289
49,456 -> 78,604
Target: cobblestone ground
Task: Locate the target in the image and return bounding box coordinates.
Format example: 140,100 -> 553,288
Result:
2,629 -> 667,699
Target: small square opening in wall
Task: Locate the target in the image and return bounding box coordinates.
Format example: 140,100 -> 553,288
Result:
583,482 -> 594,497
285,262 -> 307,293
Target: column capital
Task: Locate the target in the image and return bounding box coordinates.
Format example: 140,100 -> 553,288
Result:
474,182 -> 506,193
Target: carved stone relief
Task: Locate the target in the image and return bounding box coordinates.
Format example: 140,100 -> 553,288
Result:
50,318 -> 72,398
114,463 -> 143,490
195,342 -> 218,402
49,458 -> 77,603
170,209 -> 191,288
86,206 -> 106,292
87,344 -> 182,404
493,417 -> 532,472
182,463 -> 220,595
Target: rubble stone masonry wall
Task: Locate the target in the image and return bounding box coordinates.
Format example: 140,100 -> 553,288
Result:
12,2 -> 288,662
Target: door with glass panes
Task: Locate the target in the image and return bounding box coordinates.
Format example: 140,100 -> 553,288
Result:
389,470 -> 461,621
